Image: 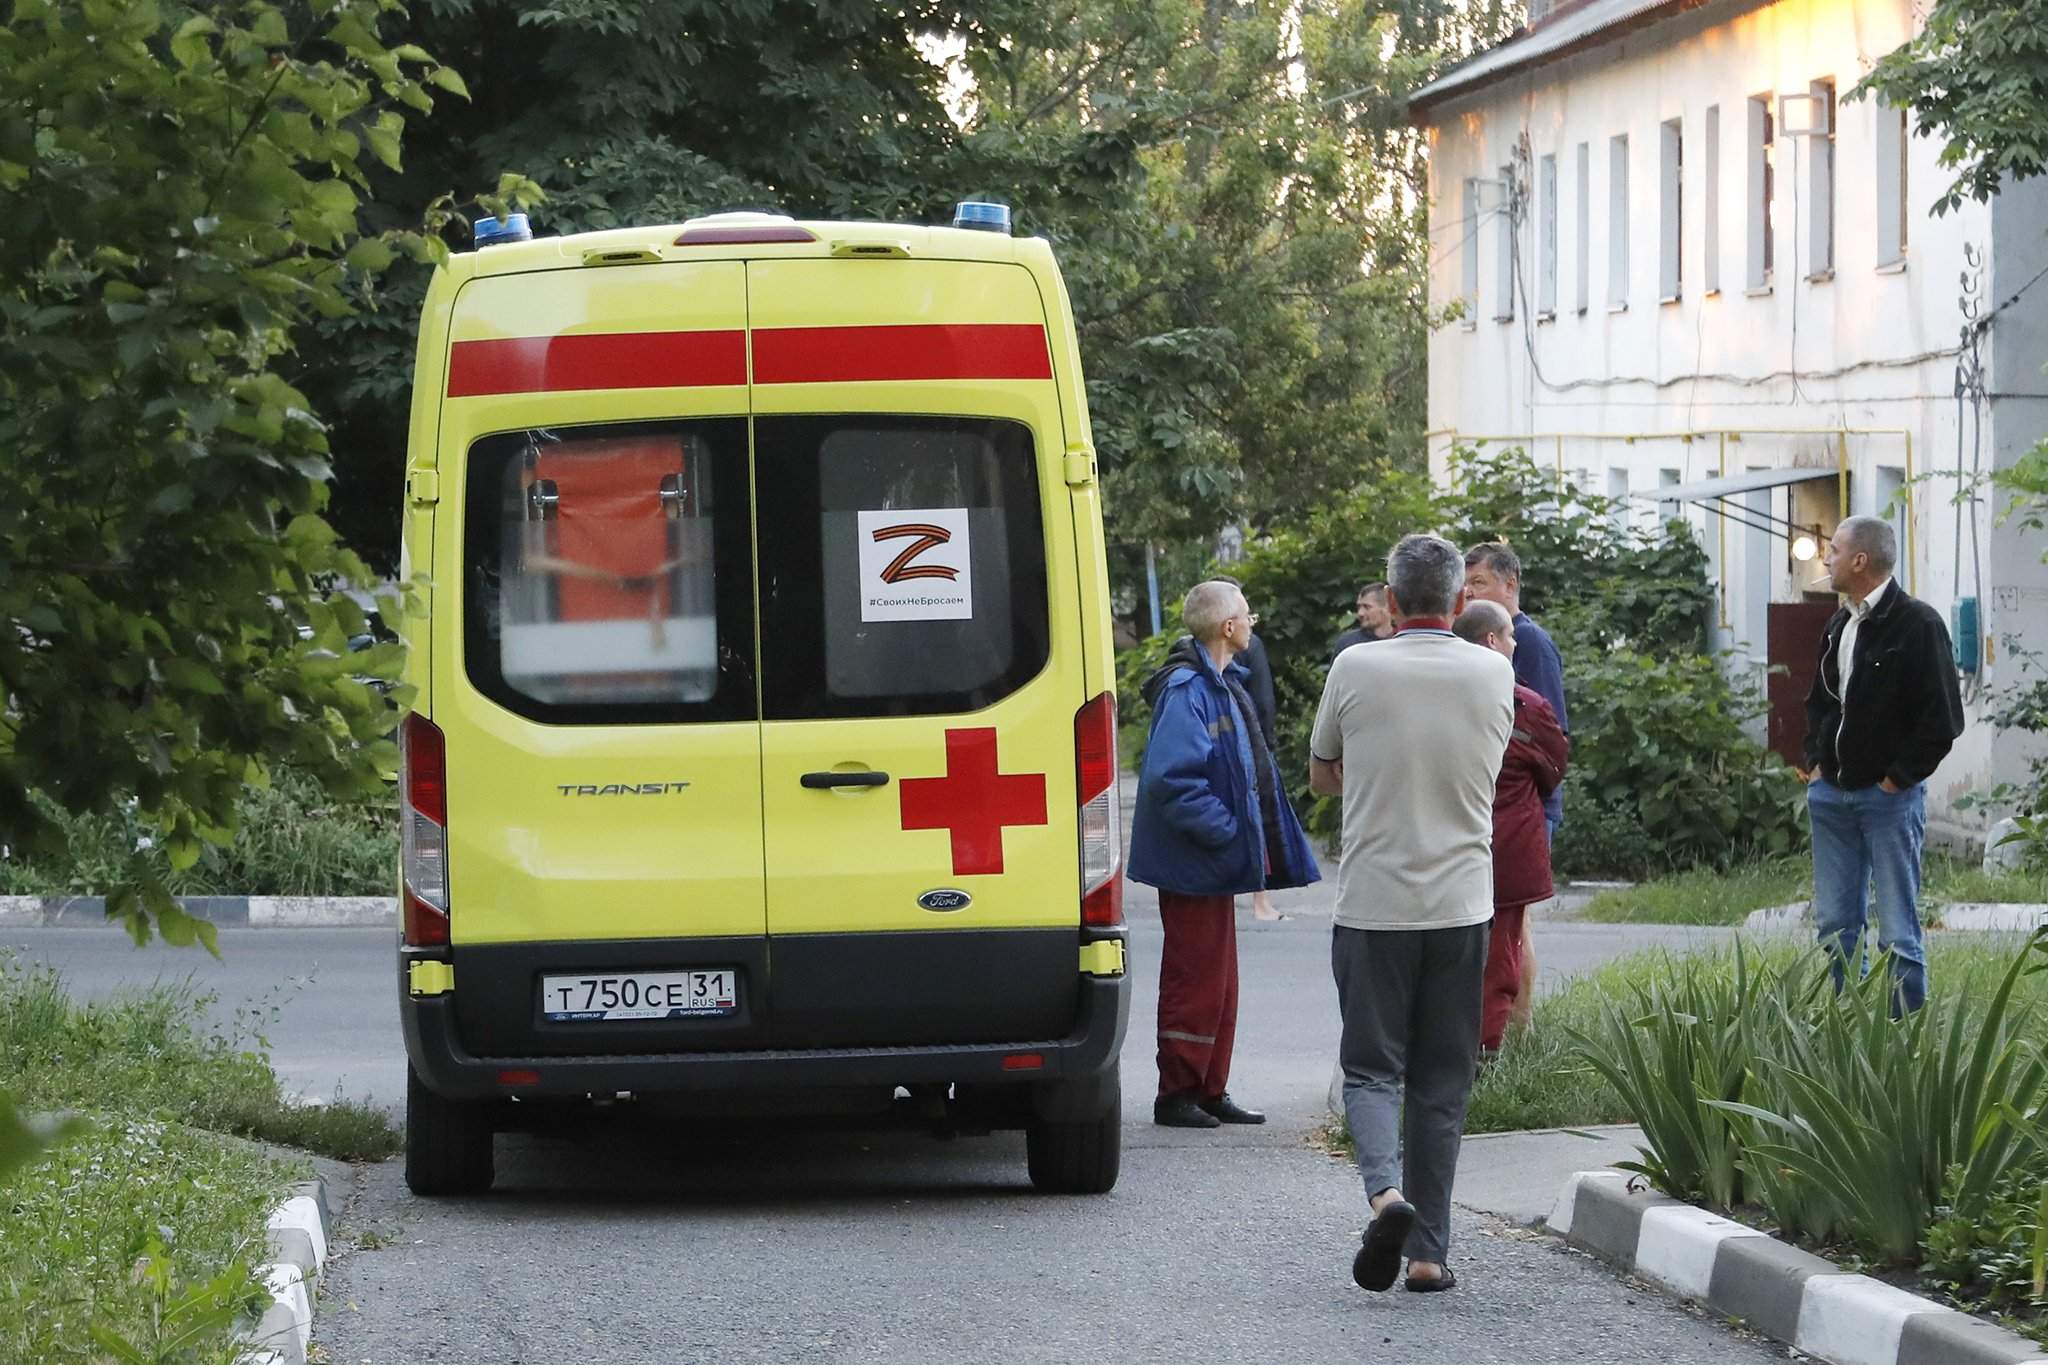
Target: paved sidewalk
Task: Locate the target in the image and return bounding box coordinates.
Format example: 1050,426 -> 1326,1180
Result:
1455,1124 -> 1648,1225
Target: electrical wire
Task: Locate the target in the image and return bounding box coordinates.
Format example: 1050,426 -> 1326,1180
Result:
1496,147 -> 1965,393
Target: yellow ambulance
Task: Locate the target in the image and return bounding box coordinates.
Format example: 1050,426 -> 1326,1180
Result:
395,203 -> 1128,1195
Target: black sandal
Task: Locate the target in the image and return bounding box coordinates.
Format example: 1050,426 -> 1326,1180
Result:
1404,1266 -> 1457,1293
1351,1200 -> 1417,1292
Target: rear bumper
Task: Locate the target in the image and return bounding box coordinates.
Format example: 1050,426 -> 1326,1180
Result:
401,949 -> 1129,1102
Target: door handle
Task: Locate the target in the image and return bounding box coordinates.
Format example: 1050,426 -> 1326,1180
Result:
800,770 -> 890,789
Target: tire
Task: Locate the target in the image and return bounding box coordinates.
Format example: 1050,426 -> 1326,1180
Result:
405,1065 -> 495,1196
1026,1073 -> 1122,1194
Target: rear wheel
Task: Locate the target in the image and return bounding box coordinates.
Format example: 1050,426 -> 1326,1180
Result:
405,1066 -> 495,1196
1026,1072 -> 1121,1194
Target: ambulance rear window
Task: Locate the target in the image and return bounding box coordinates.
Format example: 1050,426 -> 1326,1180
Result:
461,418 -> 756,724
755,415 -> 1050,719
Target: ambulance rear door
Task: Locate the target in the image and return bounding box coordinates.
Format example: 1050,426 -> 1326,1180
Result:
434,261 -> 768,1052
748,257 -> 1089,1049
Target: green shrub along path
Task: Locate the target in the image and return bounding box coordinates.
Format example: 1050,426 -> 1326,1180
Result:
1565,932 -> 2048,1349
1121,447 -> 1807,880
0,764 -> 396,898
1576,853 -> 2048,925
0,954 -> 399,1360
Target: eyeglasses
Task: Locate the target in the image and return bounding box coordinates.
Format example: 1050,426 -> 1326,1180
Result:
1238,612 -> 1260,627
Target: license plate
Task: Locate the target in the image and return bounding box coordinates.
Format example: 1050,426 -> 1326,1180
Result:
540,969 -> 738,1022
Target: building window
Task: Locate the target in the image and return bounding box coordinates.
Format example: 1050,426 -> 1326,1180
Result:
1495,163 -> 1516,322
1659,119 -> 1683,302
1461,176 -> 1479,327
1876,99 -> 1909,268
1703,105 -> 1721,294
1538,153 -> 1558,317
1747,95 -> 1774,290
1607,466 -> 1630,535
1876,465 -> 1908,573
1608,134 -> 1630,310
1658,467 -> 1683,524
1809,79 -> 1835,278
1575,142 -> 1591,314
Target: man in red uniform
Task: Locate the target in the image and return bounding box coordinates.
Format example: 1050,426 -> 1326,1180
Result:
1127,581 -> 1320,1127
1452,600 -> 1569,1053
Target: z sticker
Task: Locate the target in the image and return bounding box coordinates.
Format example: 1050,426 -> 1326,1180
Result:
857,507 -> 973,621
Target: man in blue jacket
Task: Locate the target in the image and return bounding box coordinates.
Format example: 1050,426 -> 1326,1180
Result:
1129,580 -> 1320,1128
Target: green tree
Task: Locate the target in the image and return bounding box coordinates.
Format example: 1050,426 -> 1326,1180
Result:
966,0 -> 1520,547
305,0 -> 1523,569
303,0 -> 1148,566
0,0 -> 471,1171
1851,0 -> 2048,215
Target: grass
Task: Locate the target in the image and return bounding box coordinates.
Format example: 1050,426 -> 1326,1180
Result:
1465,955 -> 1650,1133
1576,852 -> 2048,926
0,957 -> 399,1162
0,1115 -> 295,1363
0,954 -> 402,1360
2,949 -> 405,1365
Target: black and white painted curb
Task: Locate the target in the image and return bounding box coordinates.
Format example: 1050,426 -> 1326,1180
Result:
0,895 -> 396,928
242,1177 -> 332,1365
1550,1170 -> 2048,1365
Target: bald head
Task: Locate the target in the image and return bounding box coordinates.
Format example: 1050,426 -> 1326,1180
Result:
1454,600 -> 1517,662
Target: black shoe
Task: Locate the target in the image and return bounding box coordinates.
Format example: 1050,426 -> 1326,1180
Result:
1351,1200 -> 1417,1292
1152,1092 -> 1222,1128
1198,1092 -> 1266,1125
1404,1266 -> 1457,1293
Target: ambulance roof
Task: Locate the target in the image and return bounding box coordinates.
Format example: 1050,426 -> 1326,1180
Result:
457,215 -> 1046,277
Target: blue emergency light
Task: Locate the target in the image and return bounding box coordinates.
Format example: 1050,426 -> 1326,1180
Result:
952,201 -> 1012,234
473,213 -> 533,247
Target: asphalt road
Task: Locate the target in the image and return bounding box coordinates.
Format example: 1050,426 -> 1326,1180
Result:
4,906 -> 1735,1125
5,899 -> 1774,1365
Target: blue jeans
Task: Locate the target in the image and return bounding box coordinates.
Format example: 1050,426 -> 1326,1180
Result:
1807,776 -> 1928,1014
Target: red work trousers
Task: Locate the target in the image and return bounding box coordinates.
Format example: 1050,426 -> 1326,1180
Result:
1481,905 -> 1526,1053
1155,891 -> 1240,1098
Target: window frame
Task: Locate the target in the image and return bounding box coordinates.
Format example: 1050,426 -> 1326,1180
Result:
752,413 -> 1054,723
460,416 -> 759,727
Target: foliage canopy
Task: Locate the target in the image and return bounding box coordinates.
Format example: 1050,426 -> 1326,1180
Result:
1852,0 -> 2048,215
0,0 -> 474,1171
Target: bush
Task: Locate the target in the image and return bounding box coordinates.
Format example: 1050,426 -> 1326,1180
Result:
1547,622 -> 1807,871
1572,930 -> 2048,1273
0,765 -> 396,897
1551,787 -> 1671,880
1119,445 -> 1805,871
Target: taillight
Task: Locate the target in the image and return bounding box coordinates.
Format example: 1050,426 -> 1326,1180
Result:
1075,692 -> 1123,928
400,712 -> 450,947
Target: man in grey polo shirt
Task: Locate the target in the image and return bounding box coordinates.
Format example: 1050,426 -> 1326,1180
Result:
1310,533 -> 1515,1294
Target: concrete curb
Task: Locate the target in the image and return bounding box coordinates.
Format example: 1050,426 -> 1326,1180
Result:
1743,900 -> 2048,934
1549,1170 -> 2048,1365
0,895 -> 397,929
240,1176 -> 333,1365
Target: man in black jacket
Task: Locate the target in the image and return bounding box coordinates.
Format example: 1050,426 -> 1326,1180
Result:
1798,516 -> 1965,1014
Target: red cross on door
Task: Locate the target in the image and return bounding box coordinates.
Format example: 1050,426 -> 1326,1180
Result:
899,727 -> 1049,876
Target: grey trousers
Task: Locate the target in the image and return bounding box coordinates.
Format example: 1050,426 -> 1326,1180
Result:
1331,921 -> 1489,1263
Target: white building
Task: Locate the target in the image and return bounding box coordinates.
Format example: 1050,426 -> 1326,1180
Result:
1412,0 -> 2048,839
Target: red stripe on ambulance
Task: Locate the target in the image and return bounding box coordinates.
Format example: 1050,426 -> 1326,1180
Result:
752,324 -> 1052,384
446,330 -> 747,396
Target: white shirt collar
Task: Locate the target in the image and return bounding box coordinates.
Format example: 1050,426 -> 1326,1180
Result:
1852,577 -> 1894,619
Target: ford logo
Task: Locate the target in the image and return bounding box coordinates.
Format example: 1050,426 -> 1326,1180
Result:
917,888 -> 973,912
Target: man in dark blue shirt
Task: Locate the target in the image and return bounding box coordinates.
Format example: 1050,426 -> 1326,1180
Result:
1463,544 -> 1568,840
